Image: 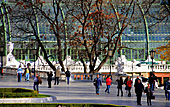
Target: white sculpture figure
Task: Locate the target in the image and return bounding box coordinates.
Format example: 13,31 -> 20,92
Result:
63,56 -> 75,66
6,42 -> 20,67
7,42 -> 14,54
116,57 -> 125,75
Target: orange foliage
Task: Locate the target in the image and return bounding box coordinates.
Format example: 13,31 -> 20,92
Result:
78,25 -> 82,28
156,42 -> 170,61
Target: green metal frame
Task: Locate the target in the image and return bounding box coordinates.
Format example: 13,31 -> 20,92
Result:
1,1 -> 169,62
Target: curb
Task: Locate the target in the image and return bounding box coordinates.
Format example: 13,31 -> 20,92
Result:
0,96 -> 57,103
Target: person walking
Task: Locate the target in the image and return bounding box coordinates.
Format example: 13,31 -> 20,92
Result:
145,83 -> 152,106
105,75 -> 112,94
33,74 -> 42,92
164,80 -> 169,100
149,73 -> 155,91
93,74 -> 102,95
65,68 -> 71,84
127,77 -> 132,97
134,76 -> 141,95
54,66 -> 61,85
116,76 -> 123,97
25,65 -> 30,81
17,65 -> 23,82
47,71 -> 53,88
124,76 -> 129,94
135,79 -> 144,106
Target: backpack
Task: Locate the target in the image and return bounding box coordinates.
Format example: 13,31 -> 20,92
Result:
38,76 -> 42,84
167,81 -> 170,90
93,78 -> 97,86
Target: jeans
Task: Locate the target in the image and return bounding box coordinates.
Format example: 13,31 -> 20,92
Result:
147,94 -> 152,105
117,87 -> 123,96
150,83 -> 154,91
18,73 -> 22,82
96,86 -> 100,94
165,90 -> 168,99
105,85 -> 110,93
67,77 -> 70,84
33,82 -> 39,91
25,73 -> 29,81
54,77 -> 59,85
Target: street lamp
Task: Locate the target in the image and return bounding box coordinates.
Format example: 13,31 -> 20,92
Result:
108,49 -> 112,75
150,49 -> 155,72
0,47 -> 4,75
32,49 -> 36,77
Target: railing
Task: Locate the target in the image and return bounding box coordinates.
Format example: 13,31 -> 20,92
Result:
3,64 -> 170,80
69,64 -> 116,73
148,64 -> 170,72
70,73 -> 129,84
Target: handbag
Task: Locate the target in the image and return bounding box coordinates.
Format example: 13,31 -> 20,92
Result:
151,95 -> 155,99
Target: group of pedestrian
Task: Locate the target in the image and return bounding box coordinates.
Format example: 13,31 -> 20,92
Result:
17,64 -> 33,82
47,67 -> 71,88
16,64 -> 71,93
93,74 -> 156,106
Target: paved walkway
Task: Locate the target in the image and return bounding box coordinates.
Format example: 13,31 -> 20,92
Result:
0,74 -> 169,107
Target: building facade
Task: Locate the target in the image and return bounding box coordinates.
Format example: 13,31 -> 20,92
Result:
0,0 -> 169,62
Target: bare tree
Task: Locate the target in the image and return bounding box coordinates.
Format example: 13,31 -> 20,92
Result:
64,0 -> 138,73
9,0 -> 66,71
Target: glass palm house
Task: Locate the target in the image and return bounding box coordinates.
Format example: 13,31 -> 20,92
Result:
0,0 -> 169,63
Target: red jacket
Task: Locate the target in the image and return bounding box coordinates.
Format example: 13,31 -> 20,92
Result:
106,78 -> 112,85
127,80 -> 132,88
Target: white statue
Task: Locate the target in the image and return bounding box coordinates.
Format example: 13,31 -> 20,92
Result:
7,42 -> 14,54
116,57 -> 125,75
6,42 -> 20,67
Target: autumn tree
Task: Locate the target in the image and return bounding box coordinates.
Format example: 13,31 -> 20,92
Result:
156,41 -> 170,61
64,0 -> 138,73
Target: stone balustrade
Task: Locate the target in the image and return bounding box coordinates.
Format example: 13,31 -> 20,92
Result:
2,64 -> 170,79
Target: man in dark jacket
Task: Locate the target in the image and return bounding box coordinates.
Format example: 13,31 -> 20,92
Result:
65,68 -> 71,84
93,74 -> 102,95
116,77 -> 123,96
149,74 -> 155,91
135,79 -> 144,106
47,71 -> 53,88
134,76 -> 141,93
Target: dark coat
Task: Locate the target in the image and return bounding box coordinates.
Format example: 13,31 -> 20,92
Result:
116,79 -> 123,88
47,72 -> 53,81
149,77 -> 154,85
65,71 -> 71,77
135,83 -> 144,96
94,77 -> 102,86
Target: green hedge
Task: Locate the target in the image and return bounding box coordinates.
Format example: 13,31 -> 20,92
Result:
0,103 -> 130,107
0,88 -> 38,98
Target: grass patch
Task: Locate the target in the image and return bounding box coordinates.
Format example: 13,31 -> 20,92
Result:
0,88 -> 51,98
36,94 -> 51,98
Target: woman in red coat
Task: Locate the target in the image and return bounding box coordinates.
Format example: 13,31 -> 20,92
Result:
105,75 -> 112,94
127,77 -> 133,97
